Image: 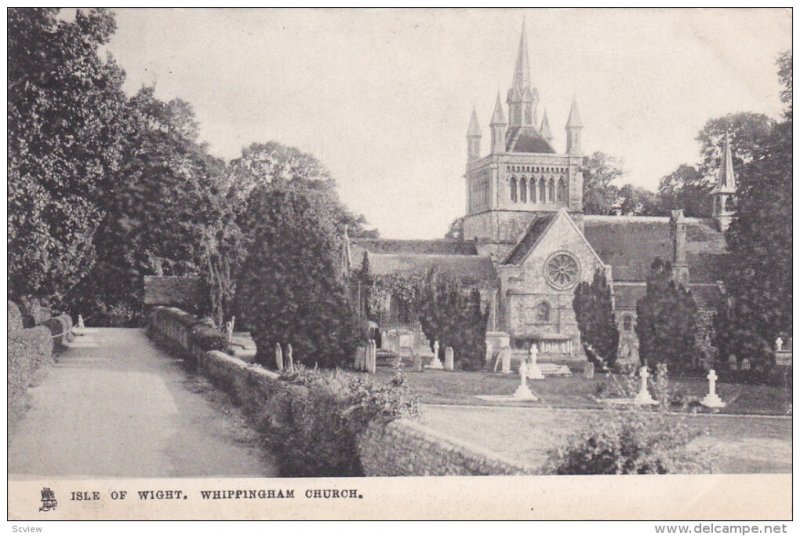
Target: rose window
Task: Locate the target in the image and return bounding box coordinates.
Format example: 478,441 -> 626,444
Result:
545,253 -> 579,289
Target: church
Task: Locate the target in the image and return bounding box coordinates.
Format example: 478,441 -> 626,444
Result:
346,22 -> 732,364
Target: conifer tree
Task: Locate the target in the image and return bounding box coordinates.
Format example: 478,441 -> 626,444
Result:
573,268 -> 619,368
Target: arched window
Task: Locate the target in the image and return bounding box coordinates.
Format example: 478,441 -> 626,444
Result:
539,177 -> 546,202
557,177 -> 567,203
535,302 -> 550,323
623,315 -> 633,332
510,177 -> 517,203
530,179 -> 537,203
548,178 -> 555,202
519,177 -> 527,203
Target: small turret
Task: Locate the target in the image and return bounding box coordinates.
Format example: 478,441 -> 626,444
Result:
540,109 -> 553,142
490,92 -> 507,155
711,130 -> 737,231
565,96 -> 583,155
467,108 -> 482,163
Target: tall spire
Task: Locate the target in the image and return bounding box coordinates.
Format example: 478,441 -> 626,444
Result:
715,130 -> 736,193
490,92 -> 506,125
566,96 -> 583,128
512,18 -> 531,93
540,109 -> 553,141
467,107 -> 481,136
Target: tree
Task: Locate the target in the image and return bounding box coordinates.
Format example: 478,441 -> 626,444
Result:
635,258 -> 698,371
581,152 -> 624,215
416,268 -> 488,370
68,88 -> 229,325
225,141 -> 375,239
656,164 -> 709,217
616,184 -> 662,216
573,268 -> 619,368
444,217 -> 464,239
8,8 -> 130,301
714,51 -> 792,363
234,187 -> 361,369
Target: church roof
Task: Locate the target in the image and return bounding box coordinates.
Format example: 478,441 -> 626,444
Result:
351,238 -> 478,257
502,214 -> 557,265
612,283 -> 722,310
365,253 -> 499,287
582,216 -> 728,283
505,126 -> 556,153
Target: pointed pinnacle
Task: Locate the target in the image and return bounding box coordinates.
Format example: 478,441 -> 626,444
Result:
540,109 -> 553,140
566,96 -> 583,128
491,91 -> 507,125
467,107 -> 481,137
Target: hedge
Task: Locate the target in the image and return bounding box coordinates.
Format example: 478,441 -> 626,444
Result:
18,296 -> 52,327
41,314 -> 74,351
8,326 -> 54,408
8,301 -> 23,331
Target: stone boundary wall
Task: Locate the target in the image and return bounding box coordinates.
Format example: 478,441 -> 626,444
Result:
149,305 -> 533,476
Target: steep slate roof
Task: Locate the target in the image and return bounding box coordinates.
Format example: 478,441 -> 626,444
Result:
143,276 -> 206,308
351,239 -> 478,256
502,214 -> 556,265
613,284 -> 722,310
367,254 -> 499,288
583,216 -> 727,283
505,126 -> 556,153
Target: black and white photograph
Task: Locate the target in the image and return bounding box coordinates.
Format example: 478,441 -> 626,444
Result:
6,6 -> 793,524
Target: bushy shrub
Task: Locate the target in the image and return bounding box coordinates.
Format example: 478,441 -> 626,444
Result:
545,366 -> 710,474
191,324 -> 228,352
234,188 -> 360,369
8,301 -> 23,331
17,296 -> 52,327
268,364 -> 420,477
8,326 -> 54,407
41,316 -> 71,351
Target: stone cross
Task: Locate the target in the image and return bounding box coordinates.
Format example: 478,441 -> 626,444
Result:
511,360 -> 538,401
701,369 -> 725,408
225,316 -> 235,343
444,346 -> 454,371
527,343 -> 544,380
428,340 -> 444,369
633,366 -> 656,405
286,344 -> 294,373
275,343 -> 284,371
776,337 -> 784,352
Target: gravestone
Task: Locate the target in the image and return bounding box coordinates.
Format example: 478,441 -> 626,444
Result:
527,343 -> 544,380
367,340 -> 377,374
511,361 -> 538,401
354,346 -> 365,371
275,343 -> 284,371
741,358 -> 752,371
775,337 -> 784,352
728,354 -> 738,371
633,366 -> 657,405
444,346 -> 454,371
286,344 -> 294,373
485,341 -> 493,364
701,369 -> 725,408
225,316 -> 235,343
583,361 -> 595,380
500,346 -> 511,375
428,340 -> 444,369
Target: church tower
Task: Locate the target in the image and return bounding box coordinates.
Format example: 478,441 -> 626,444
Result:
711,131 -> 736,232
461,20 -> 585,259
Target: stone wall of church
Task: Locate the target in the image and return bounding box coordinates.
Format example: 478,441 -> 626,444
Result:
497,213 -> 607,359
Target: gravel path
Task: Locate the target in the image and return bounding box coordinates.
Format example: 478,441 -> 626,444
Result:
9,328 -> 277,479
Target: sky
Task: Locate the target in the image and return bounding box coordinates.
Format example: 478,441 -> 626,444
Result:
103,8 -> 791,239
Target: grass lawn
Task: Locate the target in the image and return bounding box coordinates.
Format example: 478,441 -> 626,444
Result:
373,365 -> 792,416
420,405 -> 792,474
